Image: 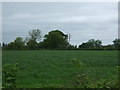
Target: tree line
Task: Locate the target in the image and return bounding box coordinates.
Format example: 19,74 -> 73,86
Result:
1,29 -> 120,50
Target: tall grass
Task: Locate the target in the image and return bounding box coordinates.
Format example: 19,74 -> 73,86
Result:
2,50 -> 118,88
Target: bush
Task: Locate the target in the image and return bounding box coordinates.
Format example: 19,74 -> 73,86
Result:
72,58 -> 119,88
72,58 -> 88,88
3,63 -> 18,88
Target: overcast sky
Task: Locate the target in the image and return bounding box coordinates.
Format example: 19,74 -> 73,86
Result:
2,2 -> 118,45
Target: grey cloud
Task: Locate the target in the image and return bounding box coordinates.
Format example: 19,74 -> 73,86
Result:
2,2 -> 118,45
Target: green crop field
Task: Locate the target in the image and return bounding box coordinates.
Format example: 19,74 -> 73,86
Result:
2,50 -> 119,88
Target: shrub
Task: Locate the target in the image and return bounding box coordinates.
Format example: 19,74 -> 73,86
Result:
72,58 -> 86,72
72,58 -> 119,88
72,58 -> 88,88
2,63 -> 18,88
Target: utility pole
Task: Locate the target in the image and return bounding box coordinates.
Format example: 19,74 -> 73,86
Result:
68,34 -> 71,44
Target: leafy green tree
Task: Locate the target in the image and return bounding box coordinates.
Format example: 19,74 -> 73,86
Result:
113,39 -> 120,49
6,42 -> 15,50
95,40 -> 102,48
74,45 -> 77,49
78,43 -> 86,48
25,29 -> 42,50
79,39 -> 102,49
43,30 -> 69,49
38,42 -> 46,49
26,40 -> 38,50
5,37 -> 25,50
13,37 -> 25,49
2,43 -> 7,49
68,45 -> 75,50
86,39 -> 95,48
26,29 -> 42,42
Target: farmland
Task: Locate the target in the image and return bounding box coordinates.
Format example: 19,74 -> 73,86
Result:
2,50 -> 118,88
